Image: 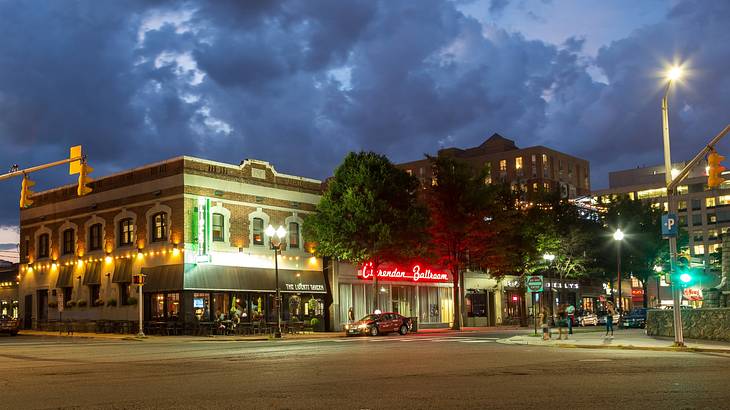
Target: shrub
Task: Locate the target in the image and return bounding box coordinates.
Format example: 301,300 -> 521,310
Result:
106,298 -> 117,307
77,300 -> 88,308
310,317 -> 320,327
126,296 -> 138,306
93,299 -> 105,307
66,300 -> 76,308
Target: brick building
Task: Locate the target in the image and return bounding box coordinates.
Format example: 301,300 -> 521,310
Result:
397,133 -> 591,199
18,156 -> 329,331
0,261 -> 19,318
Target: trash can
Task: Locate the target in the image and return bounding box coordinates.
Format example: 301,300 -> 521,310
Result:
409,317 -> 418,333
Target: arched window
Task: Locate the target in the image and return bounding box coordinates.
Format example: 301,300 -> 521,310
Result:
289,222 -> 300,249
119,218 -> 134,246
88,223 -> 102,251
212,213 -> 224,242
151,212 -> 167,242
37,233 -> 50,258
62,229 -> 75,255
252,218 -> 264,245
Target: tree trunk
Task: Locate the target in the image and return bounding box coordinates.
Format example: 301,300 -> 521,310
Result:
452,268 -> 462,330
322,256 -> 333,332
642,278 -> 649,309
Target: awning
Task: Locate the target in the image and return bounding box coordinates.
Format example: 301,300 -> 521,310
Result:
55,265 -> 74,288
140,264 -> 327,294
112,258 -> 134,283
82,261 -> 102,286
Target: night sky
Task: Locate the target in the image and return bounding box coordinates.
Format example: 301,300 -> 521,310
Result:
0,0 -> 728,254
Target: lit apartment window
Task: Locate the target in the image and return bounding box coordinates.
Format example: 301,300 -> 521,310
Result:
693,244 -> 705,255
151,212 -> 167,242
542,155 -> 549,178
484,162 -> 492,184
718,195 -> 730,205
499,160 -> 507,172
532,182 -> 538,191
119,219 -> 134,246
543,182 -> 550,190
515,157 -> 523,176
708,229 -> 719,240
706,197 -> 716,208
708,243 -> 720,254
405,169 -> 412,176
252,218 -> 264,245
678,201 -> 687,211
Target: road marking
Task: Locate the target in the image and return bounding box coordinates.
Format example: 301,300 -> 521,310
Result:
579,359 -> 613,362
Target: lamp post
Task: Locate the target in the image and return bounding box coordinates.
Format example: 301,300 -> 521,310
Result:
543,253 -> 555,320
266,224 -> 287,339
660,66 -> 686,346
654,265 -> 662,308
613,228 -> 624,319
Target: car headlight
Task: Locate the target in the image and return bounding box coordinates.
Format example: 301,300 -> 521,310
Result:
358,324 -> 368,329
345,324 -> 350,330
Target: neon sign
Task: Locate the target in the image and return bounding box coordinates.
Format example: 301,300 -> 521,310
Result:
358,262 -> 450,283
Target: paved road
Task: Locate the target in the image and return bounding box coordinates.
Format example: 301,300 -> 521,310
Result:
1,330 -> 729,409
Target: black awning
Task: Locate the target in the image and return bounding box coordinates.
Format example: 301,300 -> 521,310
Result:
139,264 -> 326,294
55,265 -> 74,288
112,258 -> 133,283
82,261 -> 101,286
141,264 -> 185,292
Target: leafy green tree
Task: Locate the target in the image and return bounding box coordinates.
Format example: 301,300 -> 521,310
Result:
303,152 -> 429,312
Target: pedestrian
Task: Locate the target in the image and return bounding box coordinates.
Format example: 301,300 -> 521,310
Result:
566,304 -> 575,335
557,304 -> 568,340
605,302 -> 615,338
539,307 -> 550,341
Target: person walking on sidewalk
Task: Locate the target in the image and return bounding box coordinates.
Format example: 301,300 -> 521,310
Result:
539,307 -> 550,341
605,302 -> 615,338
566,304 -> 575,335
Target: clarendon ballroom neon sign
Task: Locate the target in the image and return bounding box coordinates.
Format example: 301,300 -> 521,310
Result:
358,262 -> 450,283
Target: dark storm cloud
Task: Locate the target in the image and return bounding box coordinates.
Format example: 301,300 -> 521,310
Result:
0,0 -> 728,230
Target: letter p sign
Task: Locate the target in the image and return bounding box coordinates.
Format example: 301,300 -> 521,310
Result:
662,213 -> 678,237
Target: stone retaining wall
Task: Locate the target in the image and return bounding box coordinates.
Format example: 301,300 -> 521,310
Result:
647,308 -> 730,342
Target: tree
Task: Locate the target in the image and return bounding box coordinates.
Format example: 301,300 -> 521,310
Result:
424,155 -> 506,330
303,152 -> 429,311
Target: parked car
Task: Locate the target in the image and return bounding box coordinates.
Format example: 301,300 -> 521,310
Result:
0,315 -> 19,336
622,308 -> 648,328
597,313 -> 619,326
577,313 -> 598,326
345,313 -> 412,337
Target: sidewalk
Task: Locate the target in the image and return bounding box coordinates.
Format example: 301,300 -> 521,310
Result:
498,328 -> 730,353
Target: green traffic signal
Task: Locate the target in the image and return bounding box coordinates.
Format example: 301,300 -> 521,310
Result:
679,273 -> 692,284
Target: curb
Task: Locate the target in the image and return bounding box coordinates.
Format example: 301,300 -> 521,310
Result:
496,337 -> 730,354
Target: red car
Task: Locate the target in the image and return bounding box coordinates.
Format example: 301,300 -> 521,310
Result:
345,313 -> 412,336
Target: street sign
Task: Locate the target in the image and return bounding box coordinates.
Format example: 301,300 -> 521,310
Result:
132,273 -> 145,286
662,213 -> 678,237
526,275 -> 544,293
57,293 -> 64,313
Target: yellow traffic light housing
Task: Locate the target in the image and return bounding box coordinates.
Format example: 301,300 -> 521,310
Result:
19,174 -> 35,208
77,160 -> 93,196
707,149 -> 726,188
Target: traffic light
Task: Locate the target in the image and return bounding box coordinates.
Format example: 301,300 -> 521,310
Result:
77,161 -> 93,196
674,252 -> 694,288
707,149 -> 726,188
19,174 -> 35,208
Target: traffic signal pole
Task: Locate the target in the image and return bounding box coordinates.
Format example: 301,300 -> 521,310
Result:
0,155 -> 82,182
662,122 -> 730,347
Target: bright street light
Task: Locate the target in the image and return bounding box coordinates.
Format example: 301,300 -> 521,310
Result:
613,228 -> 624,241
543,253 -> 555,262
266,224 -> 288,338
654,265 -> 663,273
667,66 -> 683,82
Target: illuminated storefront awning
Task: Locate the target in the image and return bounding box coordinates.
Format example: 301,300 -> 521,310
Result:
141,264 -> 327,294
55,265 -> 74,288
112,258 -> 133,283
82,261 -> 102,286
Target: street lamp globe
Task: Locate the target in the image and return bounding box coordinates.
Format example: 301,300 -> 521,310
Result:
613,229 -> 624,241
654,265 -> 663,273
275,225 -> 287,239
667,66 -> 683,82
265,224 -> 276,238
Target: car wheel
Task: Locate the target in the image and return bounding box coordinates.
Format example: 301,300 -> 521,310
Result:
399,325 -> 408,335
369,326 -> 379,336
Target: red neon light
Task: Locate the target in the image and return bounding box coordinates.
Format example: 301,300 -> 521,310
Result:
358,262 -> 450,283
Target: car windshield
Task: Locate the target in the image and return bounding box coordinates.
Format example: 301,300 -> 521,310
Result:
359,314 -> 380,322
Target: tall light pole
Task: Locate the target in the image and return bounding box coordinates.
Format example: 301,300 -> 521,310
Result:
613,229 -> 624,319
661,66 -> 685,347
266,224 -> 287,339
543,253 -> 555,318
